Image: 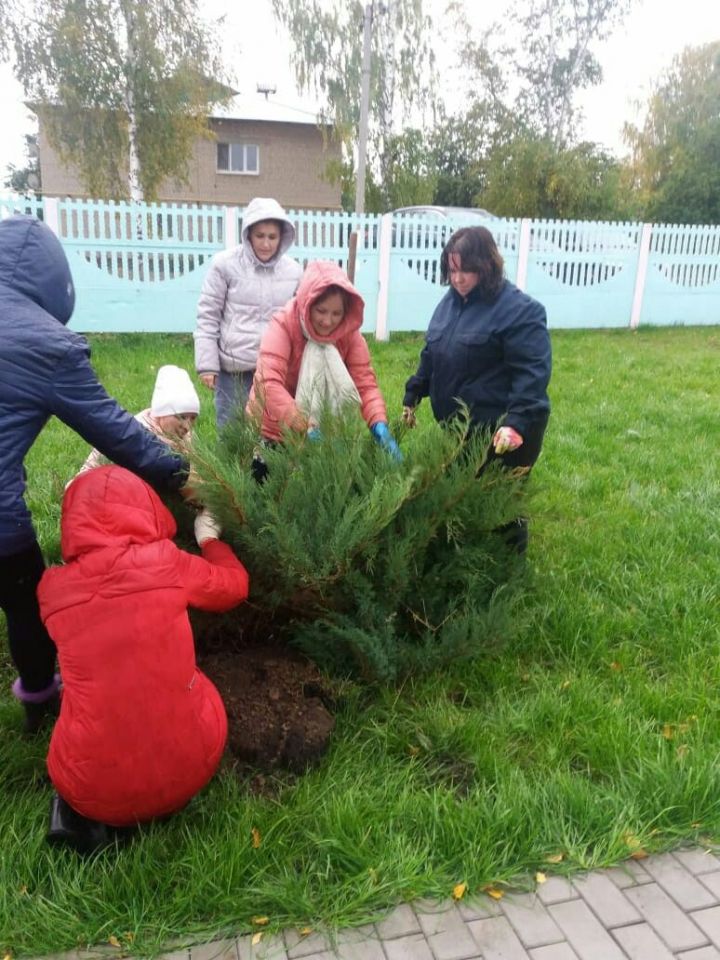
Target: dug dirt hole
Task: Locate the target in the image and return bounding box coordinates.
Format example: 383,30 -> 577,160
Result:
199,641 -> 336,773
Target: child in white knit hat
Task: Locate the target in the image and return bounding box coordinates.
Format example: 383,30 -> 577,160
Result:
70,365 -> 200,483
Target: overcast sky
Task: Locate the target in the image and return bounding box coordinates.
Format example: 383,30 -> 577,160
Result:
1,0 -> 719,179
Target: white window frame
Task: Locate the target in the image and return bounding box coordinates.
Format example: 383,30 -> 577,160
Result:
216,142 -> 260,176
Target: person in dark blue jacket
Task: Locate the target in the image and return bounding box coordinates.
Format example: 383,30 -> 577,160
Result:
402,225 -> 551,553
0,214 -> 190,733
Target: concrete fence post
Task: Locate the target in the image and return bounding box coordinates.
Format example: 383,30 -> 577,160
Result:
43,197 -> 60,235
515,218 -> 532,291
224,206 -> 238,249
630,223 -> 652,329
375,212 -> 393,341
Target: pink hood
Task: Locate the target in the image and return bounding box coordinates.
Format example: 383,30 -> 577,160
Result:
248,261 -> 387,441
295,260 -> 365,344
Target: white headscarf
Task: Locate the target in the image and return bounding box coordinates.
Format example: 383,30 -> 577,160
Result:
295,313 -> 360,424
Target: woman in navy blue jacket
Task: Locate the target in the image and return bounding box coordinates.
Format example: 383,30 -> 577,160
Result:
403,226 -> 551,552
0,215 -> 190,733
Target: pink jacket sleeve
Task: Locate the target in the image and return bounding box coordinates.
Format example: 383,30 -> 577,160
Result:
342,331 -> 388,427
176,539 -> 249,612
254,311 -> 307,433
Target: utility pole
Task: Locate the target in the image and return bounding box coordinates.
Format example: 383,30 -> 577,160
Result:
354,2 -> 373,214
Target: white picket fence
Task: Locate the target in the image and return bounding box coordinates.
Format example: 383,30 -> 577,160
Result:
2,194 -> 720,334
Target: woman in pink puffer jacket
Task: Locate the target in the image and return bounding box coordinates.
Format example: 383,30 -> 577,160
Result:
246,261 -> 400,476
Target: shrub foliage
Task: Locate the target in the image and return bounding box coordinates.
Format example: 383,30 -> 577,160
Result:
190,411 -> 527,682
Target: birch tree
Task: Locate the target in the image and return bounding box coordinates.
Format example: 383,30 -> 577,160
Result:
454,0 -> 631,148
625,41 -> 720,224
10,0 -> 229,201
270,0 -> 436,209
513,0 -> 631,147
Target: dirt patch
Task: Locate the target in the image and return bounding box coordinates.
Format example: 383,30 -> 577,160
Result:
198,642 -> 336,773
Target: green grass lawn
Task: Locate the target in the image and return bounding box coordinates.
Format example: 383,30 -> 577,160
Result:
3,326 -> 720,957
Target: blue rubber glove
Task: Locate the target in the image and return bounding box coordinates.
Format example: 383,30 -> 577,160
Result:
307,427 -> 322,442
370,421 -> 402,462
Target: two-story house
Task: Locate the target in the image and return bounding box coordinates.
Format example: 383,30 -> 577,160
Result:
35,93 -> 343,210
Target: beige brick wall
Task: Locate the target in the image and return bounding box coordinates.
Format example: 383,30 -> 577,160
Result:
38,123 -> 87,198
38,117 -> 343,211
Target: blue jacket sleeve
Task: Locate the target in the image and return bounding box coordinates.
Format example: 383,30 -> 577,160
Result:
502,300 -> 552,436
49,342 -> 189,492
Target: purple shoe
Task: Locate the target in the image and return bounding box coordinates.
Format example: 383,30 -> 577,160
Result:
12,674 -> 61,734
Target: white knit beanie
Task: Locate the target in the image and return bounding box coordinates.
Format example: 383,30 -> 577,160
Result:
150,365 -> 200,417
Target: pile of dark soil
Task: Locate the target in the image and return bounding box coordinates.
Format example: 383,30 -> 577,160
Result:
199,641 -> 336,773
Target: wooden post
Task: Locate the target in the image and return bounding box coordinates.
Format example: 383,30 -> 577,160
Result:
347,230 -> 358,282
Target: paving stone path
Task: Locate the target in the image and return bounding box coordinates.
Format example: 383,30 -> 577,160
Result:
45,847 -> 720,960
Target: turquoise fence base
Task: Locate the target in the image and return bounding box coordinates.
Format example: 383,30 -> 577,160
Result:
2,195 -> 719,334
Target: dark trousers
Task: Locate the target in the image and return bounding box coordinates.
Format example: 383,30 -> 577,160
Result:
476,416 -> 549,555
0,542 -> 57,692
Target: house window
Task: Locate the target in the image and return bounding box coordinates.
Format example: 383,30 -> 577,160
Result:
217,142 -> 259,175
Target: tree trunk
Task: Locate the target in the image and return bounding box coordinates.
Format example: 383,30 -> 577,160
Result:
377,2 -> 397,207
120,0 -> 143,205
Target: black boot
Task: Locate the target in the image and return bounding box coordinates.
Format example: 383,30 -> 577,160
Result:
496,517 -> 529,556
47,793 -> 114,855
12,675 -> 61,735
20,690 -> 60,735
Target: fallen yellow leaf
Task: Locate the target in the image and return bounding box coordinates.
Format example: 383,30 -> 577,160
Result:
251,932 -> 263,946
407,745 -> 420,757
108,936 -> 121,948
545,853 -> 564,864
18,885 -> 28,896
609,661 -> 622,671
484,885 -> 504,900
560,679 -> 571,690
623,832 -> 649,858
251,827 -> 261,849
4,953 -> 13,960
535,872 -> 547,884
676,744 -> 689,759
662,724 -> 674,740
252,916 -> 269,926
452,882 -> 468,900
623,831 -> 642,850
299,927 -> 313,936
123,933 -> 135,943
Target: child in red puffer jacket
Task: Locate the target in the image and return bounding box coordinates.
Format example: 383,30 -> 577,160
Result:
37,465 -> 247,852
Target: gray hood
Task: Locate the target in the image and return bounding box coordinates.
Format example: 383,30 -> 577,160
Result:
240,197 -> 296,266
194,198 -> 302,375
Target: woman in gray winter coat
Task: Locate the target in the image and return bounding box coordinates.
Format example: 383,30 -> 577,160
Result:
194,197 -> 302,427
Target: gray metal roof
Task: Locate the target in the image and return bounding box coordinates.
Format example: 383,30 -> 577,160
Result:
210,94 -> 324,126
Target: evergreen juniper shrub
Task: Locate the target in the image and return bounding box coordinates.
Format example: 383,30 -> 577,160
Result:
188,409 -> 529,683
